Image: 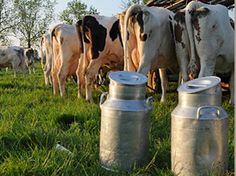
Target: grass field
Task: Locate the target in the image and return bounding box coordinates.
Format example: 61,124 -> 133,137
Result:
0,63 -> 234,176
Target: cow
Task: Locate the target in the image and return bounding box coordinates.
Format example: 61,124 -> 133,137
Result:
50,23 -> 83,96
39,33 -> 53,86
0,46 -> 26,77
76,15 -> 124,103
122,4 -> 179,102
24,48 -> 35,74
174,1 -> 234,104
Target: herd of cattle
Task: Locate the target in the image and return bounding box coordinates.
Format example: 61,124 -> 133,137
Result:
0,1 -> 234,104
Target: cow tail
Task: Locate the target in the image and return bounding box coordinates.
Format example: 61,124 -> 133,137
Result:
39,36 -> 45,69
185,2 -> 201,78
50,25 -> 59,74
123,4 -> 142,71
75,20 -> 84,54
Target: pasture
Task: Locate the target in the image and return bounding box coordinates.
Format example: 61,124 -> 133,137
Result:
0,63 -> 234,175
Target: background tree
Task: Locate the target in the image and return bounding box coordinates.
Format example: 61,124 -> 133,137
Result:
0,0 -> 18,45
121,0 -> 154,9
59,0 -> 99,25
13,0 -> 56,48
121,0 -> 144,9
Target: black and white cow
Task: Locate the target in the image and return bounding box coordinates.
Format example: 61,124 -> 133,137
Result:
0,46 -> 26,77
76,15 -> 124,103
122,4 -> 179,102
173,1 -> 234,104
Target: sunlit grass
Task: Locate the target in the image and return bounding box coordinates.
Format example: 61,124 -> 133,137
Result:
0,62 -> 234,175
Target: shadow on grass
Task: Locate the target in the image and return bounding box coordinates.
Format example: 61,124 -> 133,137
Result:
56,114 -> 85,131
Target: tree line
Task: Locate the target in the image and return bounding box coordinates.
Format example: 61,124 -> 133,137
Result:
0,0 -> 149,49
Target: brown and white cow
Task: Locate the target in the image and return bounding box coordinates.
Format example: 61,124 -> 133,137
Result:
50,23 -> 83,96
0,46 -> 26,77
122,4 -> 179,102
39,33 -> 53,85
174,1 -> 234,104
76,15 -> 124,103
24,48 -> 35,74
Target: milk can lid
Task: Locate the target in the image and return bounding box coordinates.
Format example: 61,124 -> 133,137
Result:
177,76 -> 221,93
109,71 -> 147,85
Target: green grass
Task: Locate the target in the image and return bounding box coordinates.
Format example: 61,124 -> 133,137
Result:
0,63 -> 234,175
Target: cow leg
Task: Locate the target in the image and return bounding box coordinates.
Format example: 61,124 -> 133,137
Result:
52,68 -> 59,95
44,65 -> 51,86
85,60 -> 101,103
32,63 -> 35,74
76,60 -> 84,98
13,66 -> 18,78
58,64 -> 68,97
178,56 -> 189,82
77,54 -> 88,98
159,68 -> 168,103
147,71 -> 153,92
229,69 -> 234,105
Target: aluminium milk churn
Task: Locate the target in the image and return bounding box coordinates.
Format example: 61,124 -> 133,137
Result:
99,71 -> 152,171
171,76 -> 228,176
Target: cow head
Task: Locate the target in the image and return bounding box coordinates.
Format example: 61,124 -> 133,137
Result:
24,48 -> 34,66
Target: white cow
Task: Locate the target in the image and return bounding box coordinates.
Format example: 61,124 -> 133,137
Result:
39,33 -> 53,85
123,4 -> 179,102
50,23 -> 82,96
0,46 -> 26,77
174,1 -> 234,104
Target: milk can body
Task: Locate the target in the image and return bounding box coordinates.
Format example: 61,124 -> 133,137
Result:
99,71 -> 152,171
171,76 -> 228,176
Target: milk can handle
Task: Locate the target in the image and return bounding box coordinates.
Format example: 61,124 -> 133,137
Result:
146,96 -> 153,109
197,106 -> 221,119
100,92 -> 108,105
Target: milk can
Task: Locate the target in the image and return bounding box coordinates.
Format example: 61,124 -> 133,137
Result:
171,76 -> 228,176
99,71 -> 152,172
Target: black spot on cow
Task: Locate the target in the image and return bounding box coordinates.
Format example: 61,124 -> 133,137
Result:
174,23 -> 185,48
169,15 -> 172,21
25,48 -> 34,60
140,33 -> 147,41
174,11 -> 185,24
82,16 -> 107,59
135,11 -> 148,41
169,21 -> 174,40
109,19 -> 123,47
109,20 -> 119,41
75,20 -> 84,53
230,18 -> 234,30
174,11 -> 186,48
136,11 -> 144,34
191,7 -> 210,43
194,7 -> 210,18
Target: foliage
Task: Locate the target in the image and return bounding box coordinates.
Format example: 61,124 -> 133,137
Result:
0,0 -> 18,45
0,63 -> 234,175
13,0 -> 56,48
121,0 -> 150,9
59,0 -> 99,25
